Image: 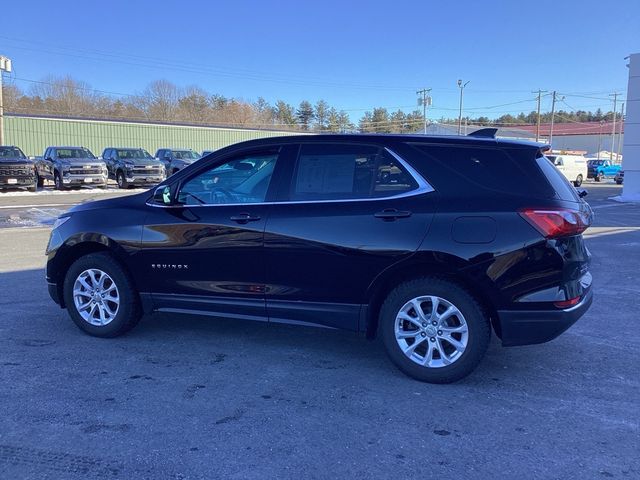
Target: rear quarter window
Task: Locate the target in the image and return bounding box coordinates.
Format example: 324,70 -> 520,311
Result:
410,144 -> 546,197
536,155 -> 580,202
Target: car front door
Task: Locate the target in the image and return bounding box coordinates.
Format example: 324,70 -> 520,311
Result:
263,142 -> 437,331
139,145 -> 292,321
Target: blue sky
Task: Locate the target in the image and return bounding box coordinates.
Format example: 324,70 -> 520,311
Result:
1,0 -> 639,120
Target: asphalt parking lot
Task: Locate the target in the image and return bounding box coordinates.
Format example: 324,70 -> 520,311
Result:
0,181 -> 638,479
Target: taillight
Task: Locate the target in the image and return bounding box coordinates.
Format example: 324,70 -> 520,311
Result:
519,208 -> 591,238
554,296 -> 580,309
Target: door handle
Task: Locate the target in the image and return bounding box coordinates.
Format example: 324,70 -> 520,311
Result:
230,213 -> 261,224
374,208 -> 412,221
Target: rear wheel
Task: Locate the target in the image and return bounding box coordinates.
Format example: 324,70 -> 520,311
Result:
595,172 -> 603,182
63,252 -> 142,337
574,174 -> 583,187
380,277 -> 491,383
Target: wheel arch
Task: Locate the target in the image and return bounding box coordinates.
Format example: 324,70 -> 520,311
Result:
49,236 -> 135,308
363,253 -> 500,340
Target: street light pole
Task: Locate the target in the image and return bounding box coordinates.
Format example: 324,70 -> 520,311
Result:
457,79 -> 470,135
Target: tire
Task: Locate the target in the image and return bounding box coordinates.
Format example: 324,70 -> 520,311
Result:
35,170 -> 44,188
63,252 -> 142,338
28,184 -> 37,193
616,179 -> 623,185
54,172 -> 65,190
116,170 -> 128,189
595,173 -> 603,182
380,277 -> 491,383
574,174 -> 583,187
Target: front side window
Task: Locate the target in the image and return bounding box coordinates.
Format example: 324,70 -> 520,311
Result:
290,144 -> 418,201
177,151 -> 279,205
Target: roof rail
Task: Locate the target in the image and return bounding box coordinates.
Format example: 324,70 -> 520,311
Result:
468,128 -> 498,138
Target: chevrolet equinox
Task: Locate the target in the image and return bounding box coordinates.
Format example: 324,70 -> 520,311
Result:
46,132 -> 593,383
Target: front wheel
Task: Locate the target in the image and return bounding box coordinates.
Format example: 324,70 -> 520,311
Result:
574,174 -> 583,187
63,252 -> 142,337
35,170 -> 44,188
54,172 -> 65,190
380,277 -> 491,383
116,171 -> 128,189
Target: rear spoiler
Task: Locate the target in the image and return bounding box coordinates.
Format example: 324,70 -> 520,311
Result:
468,128 -> 498,138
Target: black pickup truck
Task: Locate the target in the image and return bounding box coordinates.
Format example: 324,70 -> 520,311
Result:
0,146 -> 37,192
102,147 -> 166,189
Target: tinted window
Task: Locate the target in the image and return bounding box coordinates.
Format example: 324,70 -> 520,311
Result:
412,144 -> 542,197
291,144 -> 418,201
537,155 -> 580,202
178,151 -> 279,205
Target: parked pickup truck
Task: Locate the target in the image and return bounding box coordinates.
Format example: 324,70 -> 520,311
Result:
36,147 -> 108,190
154,148 -> 201,176
587,159 -> 621,182
0,146 -> 37,192
102,147 -> 166,189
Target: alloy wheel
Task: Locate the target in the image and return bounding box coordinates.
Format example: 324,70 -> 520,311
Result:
72,269 -> 120,326
394,295 -> 469,368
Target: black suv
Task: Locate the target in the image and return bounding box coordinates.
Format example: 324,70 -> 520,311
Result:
102,147 -> 166,189
36,146 -> 108,189
0,146 -> 37,192
154,148 -> 200,176
45,134 -> 593,383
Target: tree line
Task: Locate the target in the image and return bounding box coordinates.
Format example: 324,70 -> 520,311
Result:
1,76 -> 620,133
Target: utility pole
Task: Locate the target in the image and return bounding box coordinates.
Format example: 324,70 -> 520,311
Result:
457,79 -> 470,135
0,55 -> 13,146
549,91 -> 563,146
532,89 -> 548,142
615,102 -> 625,163
416,88 -> 432,134
609,92 -> 620,161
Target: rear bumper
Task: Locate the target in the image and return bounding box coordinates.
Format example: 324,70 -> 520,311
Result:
497,289 -> 593,346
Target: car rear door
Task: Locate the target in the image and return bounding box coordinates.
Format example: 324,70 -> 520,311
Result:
263,142 -> 437,331
138,144 -> 293,321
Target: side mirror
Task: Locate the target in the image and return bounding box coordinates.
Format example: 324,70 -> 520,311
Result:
153,185 -> 173,205
577,189 -> 588,198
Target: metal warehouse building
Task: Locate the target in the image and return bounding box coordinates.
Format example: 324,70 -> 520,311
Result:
4,114 -> 305,157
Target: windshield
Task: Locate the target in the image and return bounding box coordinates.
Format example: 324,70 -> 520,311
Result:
0,146 -> 27,159
57,148 -> 96,159
173,150 -> 200,160
116,149 -> 153,160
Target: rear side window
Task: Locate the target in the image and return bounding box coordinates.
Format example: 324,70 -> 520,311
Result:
536,155 -> 580,201
291,144 -> 418,201
412,144 -> 540,197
